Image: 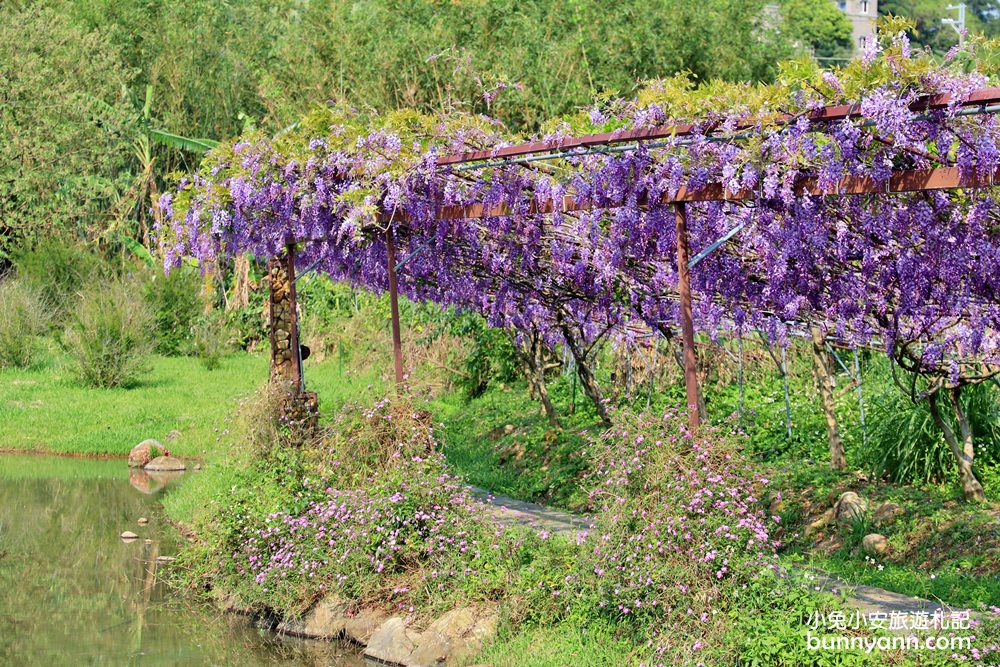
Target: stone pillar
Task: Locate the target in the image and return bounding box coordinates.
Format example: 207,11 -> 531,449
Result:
268,252 -> 300,386
268,246 -> 318,434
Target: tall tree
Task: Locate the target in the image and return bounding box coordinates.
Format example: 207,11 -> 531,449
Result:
0,6 -> 134,258
780,0 -> 854,59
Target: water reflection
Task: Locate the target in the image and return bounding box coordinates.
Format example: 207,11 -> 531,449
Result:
0,455 -> 366,666
128,468 -> 184,495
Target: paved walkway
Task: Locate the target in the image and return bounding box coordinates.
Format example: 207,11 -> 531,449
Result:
797,568 -> 975,618
469,486 -> 590,536
471,487 -> 975,620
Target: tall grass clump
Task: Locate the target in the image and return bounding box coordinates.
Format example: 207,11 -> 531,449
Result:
13,238 -> 97,323
863,382 -> 1000,484
0,280 -> 49,367
144,266 -> 202,355
63,281 -> 153,387
192,311 -> 229,370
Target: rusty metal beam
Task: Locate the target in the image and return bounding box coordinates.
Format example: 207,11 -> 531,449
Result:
437,88 -> 1000,167
385,226 -> 405,384
418,166 -> 1000,221
285,243 -> 304,391
674,203 -> 701,430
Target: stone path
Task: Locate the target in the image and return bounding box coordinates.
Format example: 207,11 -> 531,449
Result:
797,568 -> 976,618
470,487 -> 976,620
469,486 -> 590,536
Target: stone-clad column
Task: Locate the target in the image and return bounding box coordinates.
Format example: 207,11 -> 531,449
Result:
268,245 -> 318,434
268,252 -> 301,387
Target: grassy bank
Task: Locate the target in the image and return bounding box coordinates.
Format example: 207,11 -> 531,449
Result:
770,461 -> 1000,609
0,348 -> 267,458
438,379 -> 1000,611
5,336 -> 1000,664
7,342 -> 1000,614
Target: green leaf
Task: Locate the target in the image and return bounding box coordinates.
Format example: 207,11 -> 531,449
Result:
122,237 -> 154,266
148,129 -> 219,153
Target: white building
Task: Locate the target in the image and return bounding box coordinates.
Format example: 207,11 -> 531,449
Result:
836,0 -> 878,53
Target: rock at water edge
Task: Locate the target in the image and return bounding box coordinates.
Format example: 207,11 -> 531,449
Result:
364,617 -> 418,666
128,439 -> 165,468
145,456 -> 186,472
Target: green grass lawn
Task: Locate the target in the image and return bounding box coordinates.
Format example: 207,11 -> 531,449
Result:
0,343 -> 386,459
0,351 -> 268,458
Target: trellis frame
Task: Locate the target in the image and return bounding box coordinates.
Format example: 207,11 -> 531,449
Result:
280,87 -> 1000,429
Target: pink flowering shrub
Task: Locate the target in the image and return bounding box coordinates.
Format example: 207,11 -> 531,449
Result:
513,405 -> 791,661
578,406 -> 782,620
919,607 -> 1000,667
213,393 -> 536,615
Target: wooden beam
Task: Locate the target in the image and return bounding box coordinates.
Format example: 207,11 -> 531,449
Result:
420,166 -> 1000,222
437,88 -> 1000,166
675,203 -> 701,430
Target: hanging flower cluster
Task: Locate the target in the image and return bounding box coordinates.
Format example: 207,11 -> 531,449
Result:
158,24 -> 1000,377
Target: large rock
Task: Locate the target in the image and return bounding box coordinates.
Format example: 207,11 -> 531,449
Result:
343,607 -> 388,645
834,492 -> 868,525
862,533 -> 889,556
277,595 -> 351,639
411,607 -> 498,666
805,508 -> 834,537
364,617 -> 419,666
409,609 -> 472,666
409,635 -> 451,667
128,439 -> 165,468
360,607 -> 500,666
873,502 -> 904,527
144,456 -> 187,472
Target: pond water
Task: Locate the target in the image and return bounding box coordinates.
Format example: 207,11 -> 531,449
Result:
0,454 -> 367,666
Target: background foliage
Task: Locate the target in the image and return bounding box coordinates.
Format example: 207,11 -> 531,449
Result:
0,6 -> 134,259
0,0 -> 864,262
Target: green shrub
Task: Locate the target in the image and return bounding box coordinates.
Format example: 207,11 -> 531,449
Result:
442,311 -> 519,398
0,280 -> 49,368
225,287 -> 268,351
863,381 -> 1000,484
63,281 -> 153,388
144,266 -> 202,355
296,275 -> 359,329
192,311 -> 229,370
13,238 -> 97,323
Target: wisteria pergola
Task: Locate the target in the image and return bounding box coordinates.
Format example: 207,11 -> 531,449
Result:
378,86 -> 1000,424
160,42 -> 1000,500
